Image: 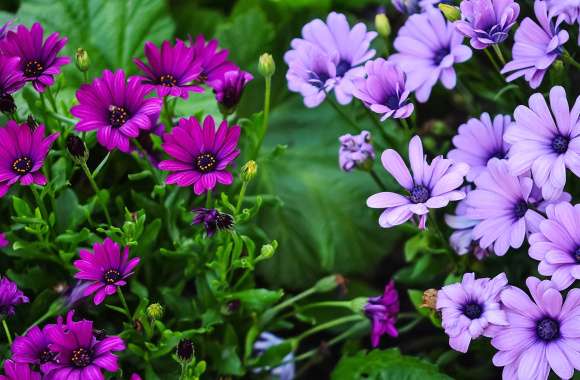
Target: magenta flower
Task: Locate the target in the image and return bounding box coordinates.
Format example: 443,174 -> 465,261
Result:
367,135 -> 469,230
0,276 -> 29,317
0,121 -> 59,198
12,325 -> 56,370
73,238 -> 140,305
491,277 -> 580,380
390,10 -> 472,103
211,69 -> 253,112
71,69 -> 162,153
135,39 -> 203,99
437,273 -> 509,353
192,208 -> 234,237
0,55 -> 25,96
0,23 -> 70,93
504,86 -> 580,200
339,131 -> 375,172
364,281 -> 399,347
0,233 -> 8,248
188,34 -> 237,84
0,20 -> 14,40
0,361 -> 41,380
159,116 -> 240,195
353,59 -> 414,120
448,112 -> 511,181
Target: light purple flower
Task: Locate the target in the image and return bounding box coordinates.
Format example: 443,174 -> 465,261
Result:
0,233 -> 7,248
12,325 -> 56,371
253,332 -> 296,380
390,10 -> 472,103
437,272 -> 508,353
505,86 -> 580,201
0,276 -> 29,317
491,277 -> 580,380
546,0 -> 580,42
364,281 -> 399,347
501,1 -> 568,89
0,361 -> 41,380
448,112 -> 511,181
353,59 -> 414,120
392,0 -> 421,14
367,135 -> 469,230
339,131 -> 375,172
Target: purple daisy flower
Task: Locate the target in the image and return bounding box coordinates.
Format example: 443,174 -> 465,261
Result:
529,202 -> 580,290
436,272 -> 509,353
73,238 -> 140,305
0,121 -> 59,198
210,69 -> 253,113
0,55 -> 26,96
0,233 -> 8,248
504,86 -> 580,200
0,276 -> 29,317
390,10 -> 472,103
353,59 -> 414,120
134,39 -> 204,99
501,1 -> 568,89
367,135 -> 469,230
339,130 -> 375,172
159,116 -> 240,195
364,281 -> 399,347
455,0 -> 520,49
448,112 -> 511,181
392,0 -> 421,14
44,311 -> 125,380
547,0 -> 580,43
0,23 -> 70,93
12,325 -> 57,370
71,69 -> 162,153
0,361 -> 41,380
192,208 -> 234,237
188,35 -> 238,84
491,277 -> 580,380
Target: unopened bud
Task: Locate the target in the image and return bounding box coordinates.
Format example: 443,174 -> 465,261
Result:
176,339 -> 195,363
374,13 -> 391,38
75,48 -> 90,72
259,243 -> 276,260
241,160 -> 257,182
146,303 -> 164,320
439,4 -> 461,22
27,115 -> 38,131
421,289 -> 438,310
66,135 -> 89,163
314,274 -> 342,293
258,53 -> 275,78
0,94 -> 15,115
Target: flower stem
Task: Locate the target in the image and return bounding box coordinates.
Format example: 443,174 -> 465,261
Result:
80,161 -> 112,225
235,181 -> 248,214
369,169 -> 387,191
362,106 -> 397,148
253,75 -> 272,159
296,315 -> 364,342
298,301 -> 353,311
205,190 -> 213,209
83,71 -> 89,84
398,315 -> 423,334
260,287 -> 318,326
132,138 -> 161,185
327,97 -> 362,133
116,287 -> 132,321
562,50 -> 580,70
2,319 -> 12,345
492,44 -> 506,65
484,48 -> 503,78
30,186 -> 49,221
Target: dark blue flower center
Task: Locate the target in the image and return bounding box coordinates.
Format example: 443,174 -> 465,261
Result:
336,59 -> 352,77
488,150 -> 505,161
11,156 -> 33,175
308,71 -> 330,89
433,48 -> 450,65
39,349 -> 56,364
513,200 -> 528,219
71,348 -> 92,368
159,74 -> 177,87
24,60 -> 44,77
574,247 -> 580,263
385,95 -> 401,110
409,185 -> 430,204
194,152 -> 217,173
463,302 -> 483,320
108,105 -> 129,128
536,318 -> 560,341
103,269 -> 121,284
551,135 -> 569,154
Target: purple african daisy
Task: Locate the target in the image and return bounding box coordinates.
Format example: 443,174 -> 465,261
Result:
448,112 -> 511,181
504,86 -> 580,200
0,233 -> 7,248
353,59 -> 414,120
547,0 -> 580,43
211,69 -> 253,113
392,0 -> 421,14
364,281 -> 399,347
73,238 -> 140,305
529,202 -> 580,290
188,35 -> 238,84
0,55 -> 25,96
501,1 -> 568,89
455,0 -> 520,49
192,208 -> 234,237
134,39 -> 203,99
491,277 -> 580,380
159,116 -> 240,195
0,23 -> 70,93
0,276 -> 29,317
367,135 -> 469,230
12,325 -> 56,370
339,130 -> 375,172
436,272 -> 509,353
390,10 -> 472,103
71,69 -> 162,153
44,311 -> 125,380
0,120 -> 59,198
0,361 -> 41,380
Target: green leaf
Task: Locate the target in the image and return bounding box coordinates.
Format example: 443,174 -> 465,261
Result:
228,288 -> 283,313
12,196 -> 32,217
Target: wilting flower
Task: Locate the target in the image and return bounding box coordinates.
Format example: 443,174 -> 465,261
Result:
0,23 -> 70,92
339,131 -> 375,172
364,281 -> 399,347
188,34 -> 238,84
448,112 -> 511,181
211,69 -> 253,113
392,0 -> 421,14
134,39 -> 203,99
437,273 -> 509,353
529,202 -> 580,290
353,59 -> 414,120
253,332 -> 296,380
44,311 -> 125,379
71,69 -> 162,153
159,116 -> 240,195
504,86 -> 580,200
0,233 -> 7,248
390,10 -> 472,102
192,208 -> 234,237
491,277 -> 580,380
455,0 -> 520,49
0,120 -> 59,198
11,325 -> 56,370
367,135 -> 469,229
0,55 -> 25,98
0,276 -> 29,317
0,361 -> 41,380
501,1 -> 568,89
73,238 -> 140,305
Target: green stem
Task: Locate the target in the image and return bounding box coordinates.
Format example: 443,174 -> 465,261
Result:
398,315 -> 423,334
235,181 -> 248,214
563,50 -> 580,70
296,315 -> 363,342
399,118 -> 411,133
484,48 -> 503,78
261,288 -> 318,326
2,319 -> 12,345
205,190 -> 213,209
48,112 -> 76,125
327,96 -> 361,133
363,106 -> 397,148
116,287 -> 132,321
298,301 -> 353,311
31,186 -> 49,221
492,44 -> 506,65
253,75 -> 272,158
80,161 -> 112,225
45,86 -> 59,113
132,138 -> 161,185
83,71 -> 89,84
369,169 -> 387,191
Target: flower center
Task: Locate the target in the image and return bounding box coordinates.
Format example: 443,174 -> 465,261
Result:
11,156 -> 33,175
215,212 -> 234,230
39,349 -> 56,364
159,74 -> 177,87
308,71 -> 330,89
574,247 -> 580,263
198,72 -> 208,83
71,348 -> 92,368
409,185 -> 430,204
463,302 -> 483,320
513,200 -> 528,219
24,60 -> 44,77
551,135 -> 569,154
385,95 -> 400,110
336,59 -> 351,77
103,269 -> 121,284
536,318 -> 560,341
488,150 -> 505,162
108,105 -> 129,128
194,152 -> 217,173
433,48 -> 450,65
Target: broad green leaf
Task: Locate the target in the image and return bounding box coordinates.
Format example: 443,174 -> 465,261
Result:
228,288 -> 284,313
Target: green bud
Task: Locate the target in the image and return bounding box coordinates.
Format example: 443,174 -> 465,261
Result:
146,303 -> 164,320
66,135 -> 89,164
259,243 -> 276,260
374,13 -> 391,39
75,48 -> 90,73
240,160 -> 258,182
313,274 -> 344,293
258,53 -> 275,78
349,297 -> 368,313
438,4 -> 461,22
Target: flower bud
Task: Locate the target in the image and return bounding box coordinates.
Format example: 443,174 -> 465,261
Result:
146,303 -> 164,320
240,160 -> 257,182
313,274 -> 343,293
176,339 -> 195,363
66,135 -> 89,164
259,243 -> 276,260
258,53 -> 275,78
0,94 -> 16,115
421,288 -> 438,310
75,48 -> 90,72
374,13 -> 391,38
438,4 -> 461,22
27,115 -> 38,131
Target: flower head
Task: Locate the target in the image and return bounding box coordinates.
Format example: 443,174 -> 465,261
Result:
159,116 -> 240,195
0,55 -> 25,97
135,39 -> 204,99
0,361 -> 41,380
12,325 -> 56,370
546,0 -> 580,36
211,69 -> 253,113
0,233 -> 7,248
392,0 -> 421,14
491,277 -> 580,380
0,23 -> 70,93
188,35 -> 238,84
73,238 -> 140,305
367,135 -> 469,229
390,10 -> 472,102
436,273 -> 509,353
504,86 -> 580,200
253,332 -> 296,380
0,121 -> 59,198
364,281 -> 399,347
339,131 -> 375,172
71,69 -> 162,153
353,59 -> 414,120
0,276 -> 28,317
176,339 -> 195,363
192,208 -> 234,237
